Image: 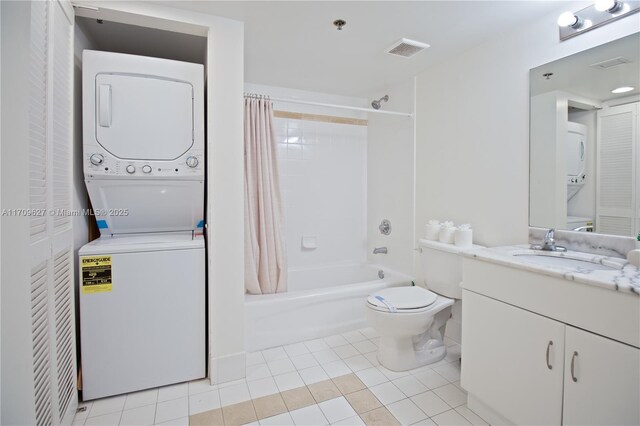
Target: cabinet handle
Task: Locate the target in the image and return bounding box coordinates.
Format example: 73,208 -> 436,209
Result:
570,351 -> 578,382
546,340 -> 553,370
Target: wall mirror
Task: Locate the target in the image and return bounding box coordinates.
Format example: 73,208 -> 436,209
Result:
529,32 -> 640,237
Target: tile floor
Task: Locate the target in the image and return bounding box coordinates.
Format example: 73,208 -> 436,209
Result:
73,329 -> 487,426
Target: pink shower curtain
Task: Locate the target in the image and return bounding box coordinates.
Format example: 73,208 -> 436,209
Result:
244,97 -> 287,294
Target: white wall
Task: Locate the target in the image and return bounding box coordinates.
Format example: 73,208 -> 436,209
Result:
78,1 -> 245,384
245,83 -> 369,269
366,79 -> 416,276
415,3 -> 640,256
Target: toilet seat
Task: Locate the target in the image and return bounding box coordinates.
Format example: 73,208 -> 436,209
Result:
367,287 -> 438,313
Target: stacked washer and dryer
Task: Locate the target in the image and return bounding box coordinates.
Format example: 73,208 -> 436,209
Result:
79,51 -> 206,400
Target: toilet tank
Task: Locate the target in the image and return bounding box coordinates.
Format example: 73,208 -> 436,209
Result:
418,239 -> 483,299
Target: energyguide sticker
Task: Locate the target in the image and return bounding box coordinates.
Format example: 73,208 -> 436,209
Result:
81,256 -> 112,294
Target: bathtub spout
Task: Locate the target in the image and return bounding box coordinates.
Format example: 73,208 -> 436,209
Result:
373,247 -> 388,254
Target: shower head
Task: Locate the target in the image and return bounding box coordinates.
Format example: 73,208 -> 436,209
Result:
371,95 -> 389,110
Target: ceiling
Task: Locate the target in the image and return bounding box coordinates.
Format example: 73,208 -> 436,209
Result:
530,32 -> 640,103
157,1 -> 573,97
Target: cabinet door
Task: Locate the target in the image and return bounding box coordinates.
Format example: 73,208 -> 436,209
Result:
462,291 -> 565,425
563,326 -> 640,425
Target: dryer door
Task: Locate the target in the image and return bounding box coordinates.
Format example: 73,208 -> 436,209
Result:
95,73 -> 194,161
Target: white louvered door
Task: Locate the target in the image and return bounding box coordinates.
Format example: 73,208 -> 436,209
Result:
28,1 -> 77,425
596,103 -> 639,237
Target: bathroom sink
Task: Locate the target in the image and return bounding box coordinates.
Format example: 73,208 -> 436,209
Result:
513,253 -> 621,271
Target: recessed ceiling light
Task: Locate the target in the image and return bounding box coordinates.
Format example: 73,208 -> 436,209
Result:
611,86 -> 635,94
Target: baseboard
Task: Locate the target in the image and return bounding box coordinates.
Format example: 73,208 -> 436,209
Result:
210,351 -> 246,385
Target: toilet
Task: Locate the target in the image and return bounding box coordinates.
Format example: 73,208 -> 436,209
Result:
366,239 -> 480,371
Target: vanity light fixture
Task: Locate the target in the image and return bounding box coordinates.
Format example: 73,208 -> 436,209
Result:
558,1 -> 639,41
611,86 -> 635,93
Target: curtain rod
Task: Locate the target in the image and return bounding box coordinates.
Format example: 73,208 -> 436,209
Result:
244,93 -> 413,118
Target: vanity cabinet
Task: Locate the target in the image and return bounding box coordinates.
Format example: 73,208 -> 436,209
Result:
462,289 -> 640,425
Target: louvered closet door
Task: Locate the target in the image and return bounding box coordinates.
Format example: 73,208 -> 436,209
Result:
28,1 -> 76,425
596,103 -> 639,236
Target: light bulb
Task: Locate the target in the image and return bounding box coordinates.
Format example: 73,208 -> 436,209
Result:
558,12 -> 579,27
595,0 -> 617,11
611,86 -> 634,94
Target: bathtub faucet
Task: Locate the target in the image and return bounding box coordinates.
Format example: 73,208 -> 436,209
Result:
373,247 -> 388,254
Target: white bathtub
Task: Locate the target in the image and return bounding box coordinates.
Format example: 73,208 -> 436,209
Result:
245,263 -> 413,352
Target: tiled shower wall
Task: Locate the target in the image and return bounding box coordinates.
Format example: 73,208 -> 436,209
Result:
274,117 -> 368,269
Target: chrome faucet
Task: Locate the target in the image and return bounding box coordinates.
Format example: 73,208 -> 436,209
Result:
373,247 -> 388,254
537,228 -> 566,252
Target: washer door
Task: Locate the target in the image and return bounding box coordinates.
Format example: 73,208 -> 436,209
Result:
95,73 -> 194,161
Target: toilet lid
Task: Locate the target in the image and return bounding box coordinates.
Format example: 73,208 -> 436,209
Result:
367,286 -> 438,311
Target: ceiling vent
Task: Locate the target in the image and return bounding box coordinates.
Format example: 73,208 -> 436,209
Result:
386,38 -> 430,58
589,56 -> 631,69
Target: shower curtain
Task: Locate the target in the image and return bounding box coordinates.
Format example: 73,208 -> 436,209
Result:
244,96 -> 287,294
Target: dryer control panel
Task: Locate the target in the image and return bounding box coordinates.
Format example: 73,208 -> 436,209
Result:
84,151 -> 204,179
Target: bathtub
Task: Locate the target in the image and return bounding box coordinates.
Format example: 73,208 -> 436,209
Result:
245,263 -> 413,352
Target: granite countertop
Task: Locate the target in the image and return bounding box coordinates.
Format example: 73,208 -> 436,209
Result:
463,244 -> 640,295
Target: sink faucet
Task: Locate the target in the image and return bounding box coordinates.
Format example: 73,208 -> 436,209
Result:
373,247 -> 388,254
538,228 -> 566,252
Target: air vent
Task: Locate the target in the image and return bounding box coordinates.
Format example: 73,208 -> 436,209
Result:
386,38 -> 430,58
590,56 -> 631,69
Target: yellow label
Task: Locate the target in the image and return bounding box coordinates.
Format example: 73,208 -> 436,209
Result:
81,255 -> 112,294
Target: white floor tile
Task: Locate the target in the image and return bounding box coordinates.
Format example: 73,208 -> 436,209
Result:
216,378 -> 247,389
219,381 -> 251,406
430,409 -> 472,426
318,397 -> 357,424
433,384 -> 467,408
188,390 -> 221,415
412,370 -> 449,390
358,328 -> 379,339
124,388 -> 159,411
410,391 -> 451,418
444,345 -> 461,363
363,352 -> 380,367
260,412 -> 295,426
454,405 -> 488,426
321,360 -> 352,378
386,398 -> 428,426
120,404 -> 156,426
433,364 -> 460,382
88,395 -> 126,418
333,345 -> 359,359
247,363 -> 272,381
377,365 -> 410,381
352,340 -> 377,355
157,383 -> 189,403
268,358 -> 296,376
274,371 -> 305,392
289,404 -> 329,426
444,338 -> 458,347
369,382 -> 405,405
299,366 -> 330,385
291,353 -> 320,370
331,415 -> 365,426
341,331 -> 367,344
284,343 -> 311,357
392,376 -> 429,397
324,335 -> 349,348
409,418 -> 437,425
188,379 -> 216,396
84,411 -> 122,426
247,351 -> 266,366
355,367 -> 388,388
247,377 -> 279,399
262,347 -> 289,362
313,349 -> 340,365
304,339 -> 330,353
154,397 -> 188,424
154,415 -> 189,426
342,355 -> 373,372
74,401 -> 93,422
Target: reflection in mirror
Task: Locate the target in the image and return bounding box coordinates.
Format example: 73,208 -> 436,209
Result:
529,33 -> 640,237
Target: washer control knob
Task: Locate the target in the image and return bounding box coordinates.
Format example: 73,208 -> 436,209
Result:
186,156 -> 198,168
126,165 -> 136,174
142,165 -> 152,174
90,153 -> 104,166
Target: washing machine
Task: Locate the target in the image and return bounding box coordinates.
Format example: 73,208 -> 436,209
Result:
79,51 -> 206,400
